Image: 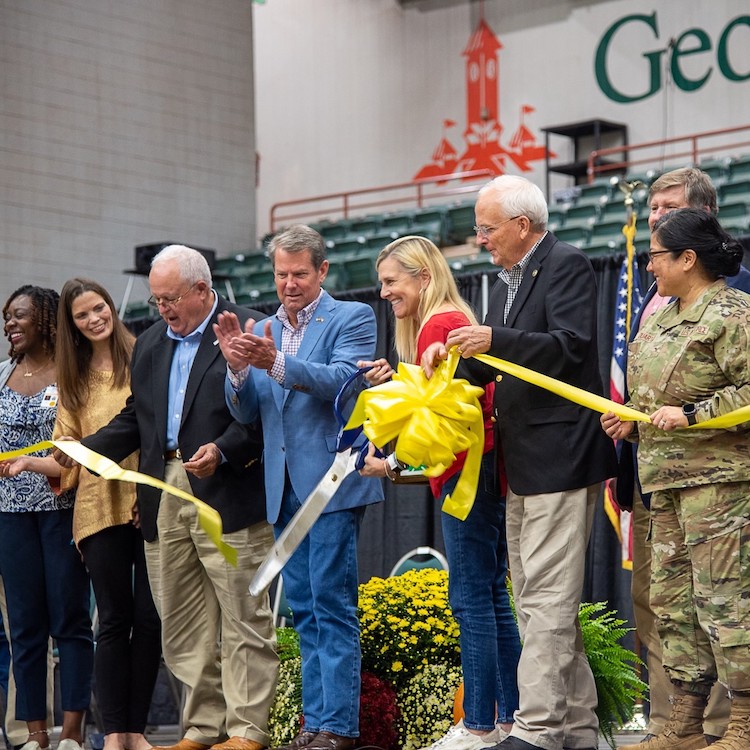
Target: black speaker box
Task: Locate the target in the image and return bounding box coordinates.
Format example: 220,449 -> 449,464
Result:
134,243 -> 216,275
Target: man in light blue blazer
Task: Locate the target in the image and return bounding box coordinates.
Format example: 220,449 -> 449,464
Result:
215,225 -> 383,750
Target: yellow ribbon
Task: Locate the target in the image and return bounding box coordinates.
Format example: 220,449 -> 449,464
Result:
345,348 -> 485,520
344,346 -> 750,523
473,352 -> 750,430
0,441 -> 237,566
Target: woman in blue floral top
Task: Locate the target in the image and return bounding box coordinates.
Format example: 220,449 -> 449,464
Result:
0,285 -> 93,750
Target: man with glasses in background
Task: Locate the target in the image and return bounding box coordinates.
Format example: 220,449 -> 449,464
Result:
423,175 -> 617,750
56,245 -> 278,750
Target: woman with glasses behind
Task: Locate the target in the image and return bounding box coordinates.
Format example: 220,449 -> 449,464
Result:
601,208 -> 750,750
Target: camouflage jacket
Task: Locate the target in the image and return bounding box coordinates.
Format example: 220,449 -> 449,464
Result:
628,281 -> 750,491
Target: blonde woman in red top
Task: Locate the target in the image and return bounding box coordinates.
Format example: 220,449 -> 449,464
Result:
359,236 -> 521,750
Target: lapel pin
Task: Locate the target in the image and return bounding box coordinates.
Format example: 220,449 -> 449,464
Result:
531,269 -> 539,277
315,317 -> 324,322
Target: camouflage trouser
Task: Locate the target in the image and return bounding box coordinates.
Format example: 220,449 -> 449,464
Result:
650,481 -> 750,691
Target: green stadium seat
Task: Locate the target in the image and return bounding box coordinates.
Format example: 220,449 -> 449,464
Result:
234,268 -> 275,290
624,168 -> 660,187
318,220 -> 352,242
341,251 -> 380,289
729,155 -> 750,181
327,236 -> 367,259
410,207 -> 447,245
445,201 -> 477,244
718,201 -> 748,221
323,260 -> 349,292
577,177 -> 615,201
380,210 -> 414,236
554,226 -> 590,247
584,237 -> 624,257
349,216 -> 383,237
589,218 -> 629,243
598,201 -> 633,223
449,255 -> 497,274
699,158 -> 730,185
564,202 -> 600,224
721,179 -> 750,205
366,230 -> 399,252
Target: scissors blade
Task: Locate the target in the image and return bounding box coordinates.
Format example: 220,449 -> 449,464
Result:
249,449 -> 358,596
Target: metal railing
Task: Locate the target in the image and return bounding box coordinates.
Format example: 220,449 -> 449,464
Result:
269,169 -> 495,232
587,124 -> 750,182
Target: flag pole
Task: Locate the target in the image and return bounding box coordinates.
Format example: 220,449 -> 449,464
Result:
616,179 -> 645,335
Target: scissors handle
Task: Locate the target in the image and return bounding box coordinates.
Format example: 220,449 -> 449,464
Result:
333,366 -> 385,466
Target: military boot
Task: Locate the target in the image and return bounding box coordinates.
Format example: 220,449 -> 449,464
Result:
706,692 -> 750,750
619,684 -> 709,750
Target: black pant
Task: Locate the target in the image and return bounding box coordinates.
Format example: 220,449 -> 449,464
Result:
80,524 -> 162,734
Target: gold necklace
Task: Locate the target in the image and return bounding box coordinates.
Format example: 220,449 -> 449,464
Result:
22,358 -> 51,378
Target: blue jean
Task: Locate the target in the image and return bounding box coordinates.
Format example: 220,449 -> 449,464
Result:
276,483 -> 364,738
441,450 -> 521,729
0,509 -> 93,719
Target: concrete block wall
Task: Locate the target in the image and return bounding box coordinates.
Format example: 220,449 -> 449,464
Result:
0,0 -> 256,310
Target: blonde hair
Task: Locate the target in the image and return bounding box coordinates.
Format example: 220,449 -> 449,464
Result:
376,235 -> 478,362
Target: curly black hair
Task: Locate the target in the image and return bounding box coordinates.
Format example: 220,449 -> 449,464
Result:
2,285 -> 60,362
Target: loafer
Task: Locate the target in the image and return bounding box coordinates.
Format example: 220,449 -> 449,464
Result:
211,740 -> 266,750
273,732 -> 318,750
153,740 -> 213,750
305,733 -> 356,750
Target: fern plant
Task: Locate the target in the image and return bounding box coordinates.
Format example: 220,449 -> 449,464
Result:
578,601 -> 646,749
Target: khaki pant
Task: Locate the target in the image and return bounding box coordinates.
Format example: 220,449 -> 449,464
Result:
145,461 -> 278,746
506,484 -> 600,750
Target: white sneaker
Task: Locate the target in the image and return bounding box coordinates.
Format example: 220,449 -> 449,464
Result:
18,742 -> 44,750
58,740 -> 85,750
419,720 -> 507,750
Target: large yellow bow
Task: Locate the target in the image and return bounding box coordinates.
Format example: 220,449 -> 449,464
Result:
345,348 -> 485,520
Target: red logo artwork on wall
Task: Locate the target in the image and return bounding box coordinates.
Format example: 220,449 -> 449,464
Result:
414,17 -> 553,181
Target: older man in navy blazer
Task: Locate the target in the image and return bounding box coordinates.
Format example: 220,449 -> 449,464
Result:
423,176 -> 617,750
71,246 -> 276,750
215,225 -> 383,750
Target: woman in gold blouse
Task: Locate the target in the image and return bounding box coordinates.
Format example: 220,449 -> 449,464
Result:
8,279 -> 162,750
57,279 -> 161,750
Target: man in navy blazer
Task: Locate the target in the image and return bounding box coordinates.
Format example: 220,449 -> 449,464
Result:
215,225 -> 383,750
69,246 -> 277,750
423,176 -> 617,750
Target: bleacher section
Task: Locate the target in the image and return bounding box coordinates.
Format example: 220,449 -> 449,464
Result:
124,155 -> 750,320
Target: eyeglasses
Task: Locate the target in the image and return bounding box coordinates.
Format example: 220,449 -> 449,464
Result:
148,282 -> 199,309
647,249 -> 680,262
473,216 -> 522,238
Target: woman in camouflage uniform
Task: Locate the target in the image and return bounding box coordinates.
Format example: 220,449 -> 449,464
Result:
601,207 -> 750,750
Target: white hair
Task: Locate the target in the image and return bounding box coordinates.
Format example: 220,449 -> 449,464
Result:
478,175 -> 548,231
151,244 -> 212,286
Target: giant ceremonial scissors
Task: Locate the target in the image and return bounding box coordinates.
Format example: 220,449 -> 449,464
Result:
248,367 -> 380,596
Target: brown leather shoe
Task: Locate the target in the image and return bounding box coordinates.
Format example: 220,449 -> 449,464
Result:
153,741 -> 212,750
304,733 -> 355,750
211,739 -> 266,750
273,731 -> 317,750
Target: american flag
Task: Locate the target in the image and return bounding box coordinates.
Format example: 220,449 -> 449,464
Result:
604,253 -> 643,570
